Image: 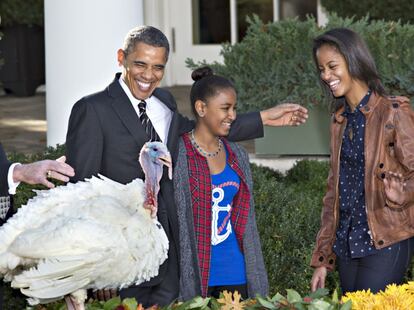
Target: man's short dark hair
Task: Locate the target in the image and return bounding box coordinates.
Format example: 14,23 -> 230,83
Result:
122,25 -> 170,61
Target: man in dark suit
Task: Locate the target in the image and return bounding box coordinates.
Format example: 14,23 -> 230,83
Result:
0,143 -> 74,307
65,25 -> 308,306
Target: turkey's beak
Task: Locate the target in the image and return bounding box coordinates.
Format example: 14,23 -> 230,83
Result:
159,155 -> 172,180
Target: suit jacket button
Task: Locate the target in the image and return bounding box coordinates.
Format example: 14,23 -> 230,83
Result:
379,163 -> 384,169
329,259 -> 334,264
381,173 -> 386,179
392,102 -> 399,108
389,142 -> 394,147
378,240 -> 384,246
319,256 -> 324,262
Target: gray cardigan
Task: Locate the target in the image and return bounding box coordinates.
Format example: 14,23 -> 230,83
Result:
173,138 -> 269,301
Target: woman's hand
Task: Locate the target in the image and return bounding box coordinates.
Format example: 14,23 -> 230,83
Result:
260,103 -> 308,127
311,266 -> 327,292
383,171 -> 406,205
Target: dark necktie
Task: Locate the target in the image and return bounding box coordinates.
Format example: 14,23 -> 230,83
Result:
138,100 -> 161,142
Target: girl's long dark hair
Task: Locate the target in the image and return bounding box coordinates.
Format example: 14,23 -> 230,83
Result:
313,28 -> 386,111
190,66 -> 235,118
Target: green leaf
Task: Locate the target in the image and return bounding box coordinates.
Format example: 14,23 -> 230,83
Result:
122,297 -> 138,310
270,293 -> 286,303
209,298 -> 222,310
286,289 -> 302,303
188,296 -> 210,309
86,304 -> 106,310
256,296 -> 278,309
103,296 -> 122,310
331,288 -> 339,303
171,301 -> 194,310
308,288 -> 330,299
293,303 -> 307,310
339,300 -> 353,310
308,299 -> 333,310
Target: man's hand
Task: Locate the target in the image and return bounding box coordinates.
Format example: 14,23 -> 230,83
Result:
311,266 -> 327,292
260,103 -> 308,127
13,156 -> 75,188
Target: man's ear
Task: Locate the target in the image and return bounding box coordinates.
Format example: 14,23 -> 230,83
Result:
117,49 -> 125,67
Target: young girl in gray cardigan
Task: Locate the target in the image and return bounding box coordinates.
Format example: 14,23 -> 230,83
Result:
173,67 -> 268,300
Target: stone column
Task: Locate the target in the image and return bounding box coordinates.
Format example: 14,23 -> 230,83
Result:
44,0 -> 143,146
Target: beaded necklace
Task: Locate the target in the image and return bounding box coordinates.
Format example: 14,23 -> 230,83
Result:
190,130 -> 223,158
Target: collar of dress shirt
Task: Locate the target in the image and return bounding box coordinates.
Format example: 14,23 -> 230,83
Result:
118,76 -> 172,143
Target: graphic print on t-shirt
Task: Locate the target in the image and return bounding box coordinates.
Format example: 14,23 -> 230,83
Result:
211,187 -> 232,245
209,162 -> 246,286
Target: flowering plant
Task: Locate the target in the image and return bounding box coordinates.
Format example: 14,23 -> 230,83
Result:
28,282 -> 414,310
32,288 -> 350,310
341,282 -> 414,309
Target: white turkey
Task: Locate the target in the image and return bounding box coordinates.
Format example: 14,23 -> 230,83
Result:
0,141 -> 172,309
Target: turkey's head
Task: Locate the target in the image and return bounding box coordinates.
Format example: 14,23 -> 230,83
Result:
139,142 -> 172,217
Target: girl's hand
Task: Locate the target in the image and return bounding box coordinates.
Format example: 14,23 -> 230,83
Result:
311,266 -> 327,292
383,171 -> 406,205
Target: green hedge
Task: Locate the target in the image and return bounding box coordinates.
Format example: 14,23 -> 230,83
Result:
0,0 -> 44,27
321,0 -> 414,24
187,14 -> 414,112
251,161 -> 340,295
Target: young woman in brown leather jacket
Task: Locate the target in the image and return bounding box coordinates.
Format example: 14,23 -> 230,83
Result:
310,28 -> 414,294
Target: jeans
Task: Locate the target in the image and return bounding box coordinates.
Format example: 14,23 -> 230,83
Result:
337,237 -> 414,293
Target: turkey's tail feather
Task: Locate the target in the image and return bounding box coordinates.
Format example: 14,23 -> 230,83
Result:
12,254 -> 98,304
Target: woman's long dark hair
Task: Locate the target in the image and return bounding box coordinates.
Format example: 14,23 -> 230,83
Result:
313,28 -> 386,111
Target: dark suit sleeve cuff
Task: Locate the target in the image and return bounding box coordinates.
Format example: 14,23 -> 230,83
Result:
228,111 -> 264,141
0,161 -> 12,196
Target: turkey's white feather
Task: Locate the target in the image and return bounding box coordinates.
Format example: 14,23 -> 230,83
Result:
0,174 -> 169,305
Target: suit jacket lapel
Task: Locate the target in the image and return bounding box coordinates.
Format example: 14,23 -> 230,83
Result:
107,74 -> 149,147
107,79 -> 181,169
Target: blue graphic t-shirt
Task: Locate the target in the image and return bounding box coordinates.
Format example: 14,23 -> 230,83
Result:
208,160 -> 247,286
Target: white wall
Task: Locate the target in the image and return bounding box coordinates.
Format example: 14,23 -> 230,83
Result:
45,0 -> 143,146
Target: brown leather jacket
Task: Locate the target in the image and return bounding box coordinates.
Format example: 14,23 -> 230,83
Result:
311,92 -> 414,270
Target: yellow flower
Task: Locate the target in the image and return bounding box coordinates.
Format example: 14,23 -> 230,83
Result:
341,289 -> 375,310
341,283 -> 414,309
